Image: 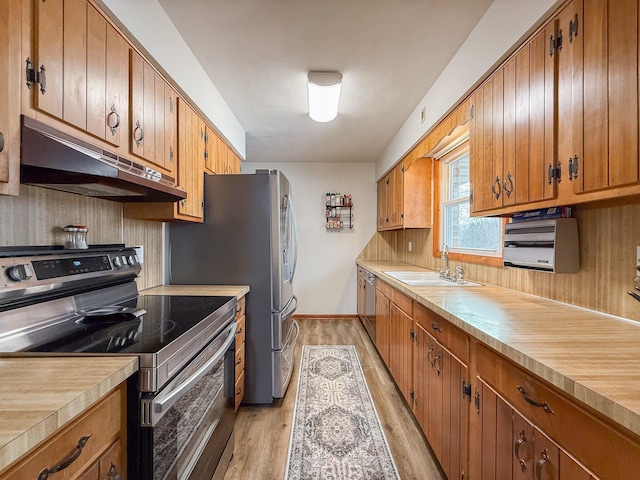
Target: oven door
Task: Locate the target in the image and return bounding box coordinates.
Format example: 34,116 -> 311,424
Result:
138,321 -> 237,480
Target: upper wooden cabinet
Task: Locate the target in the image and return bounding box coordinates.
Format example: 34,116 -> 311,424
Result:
377,156 -> 432,231
565,0 -> 640,195
32,0 -> 129,148
130,50 -> 177,175
0,0 -> 22,196
470,16 -> 556,215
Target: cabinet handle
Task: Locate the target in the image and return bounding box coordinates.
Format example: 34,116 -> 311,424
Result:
491,176 -> 501,200
514,429 -> 528,472
535,449 -> 551,480
107,105 -> 120,135
133,120 -> 144,147
169,146 -> 174,162
236,358 -> 242,365
433,353 -> 441,375
106,461 -> 121,480
37,435 -> 91,480
430,323 -> 442,333
236,327 -> 243,334
517,385 -> 555,413
427,345 -> 434,366
503,171 -> 514,198
236,388 -> 242,395
0,131 -> 4,153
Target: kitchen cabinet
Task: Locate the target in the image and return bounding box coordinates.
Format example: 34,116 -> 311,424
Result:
376,280 -> 413,401
0,0 -> 21,196
123,97 -> 204,222
473,343 -> 639,480
235,295 -> 246,410
469,18 -> 556,215
414,303 -> 469,480
1,384 -> 126,479
376,156 -> 432,231
30,0 -> 129,149
130,50 -> 177,174
375,288 -> 391,368
564,0 -> 640,196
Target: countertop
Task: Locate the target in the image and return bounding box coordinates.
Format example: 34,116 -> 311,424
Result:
141,284 -> 250,299
357,259 -> 640,438
0,356 -> 138,471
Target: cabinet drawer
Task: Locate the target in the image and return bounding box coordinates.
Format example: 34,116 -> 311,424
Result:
235,342 -> 245,380
235,314 -> 245,347
391,289 -> 412,317
477,344 -> 640,480
235,371 -> 245,411
236,296 -> 246,320
4,387 -> 122,480
376,279 -> 394,298
415,303 -> 468,363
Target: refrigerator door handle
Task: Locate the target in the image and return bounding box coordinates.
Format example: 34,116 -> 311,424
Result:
289,195 -> 299,282
278,294 -> 298,319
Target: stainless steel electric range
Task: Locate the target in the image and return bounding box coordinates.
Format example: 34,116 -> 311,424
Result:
0,245 -> 237,480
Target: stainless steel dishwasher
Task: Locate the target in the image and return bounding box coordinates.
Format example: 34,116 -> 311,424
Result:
362,269 -> 376,342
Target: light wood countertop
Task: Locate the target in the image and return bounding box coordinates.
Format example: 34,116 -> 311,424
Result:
141,284 -> 249,299
0,356 -> 138,471
357,259 -> 640,438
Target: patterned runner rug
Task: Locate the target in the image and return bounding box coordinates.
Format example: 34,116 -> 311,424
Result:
285,345 -> 400,480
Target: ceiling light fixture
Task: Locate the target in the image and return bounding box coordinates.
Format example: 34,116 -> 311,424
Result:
307,72 -> 343,123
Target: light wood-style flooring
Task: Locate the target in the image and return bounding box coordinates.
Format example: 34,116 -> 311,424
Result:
223,318 -> 445,480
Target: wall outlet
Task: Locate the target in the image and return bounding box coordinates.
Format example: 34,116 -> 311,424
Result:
408,241 -> 413,252
420,106 -> 426,123
134,245 -> 144,264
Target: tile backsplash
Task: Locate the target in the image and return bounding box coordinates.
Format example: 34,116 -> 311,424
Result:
360,201 -> 640,322
0,185 -> 162,290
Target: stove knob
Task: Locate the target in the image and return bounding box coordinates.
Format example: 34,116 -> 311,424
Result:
113,257 -> 122,268
121,255 -> 129,266
128,255 -> 137,266
6,264 -> 34,282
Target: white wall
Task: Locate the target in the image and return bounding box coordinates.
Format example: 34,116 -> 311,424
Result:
243,162 -> 377,315
99,0 -> 246,157
377,0 -> 560,178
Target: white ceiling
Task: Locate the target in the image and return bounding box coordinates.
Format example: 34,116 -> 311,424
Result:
157,0 -> 494,164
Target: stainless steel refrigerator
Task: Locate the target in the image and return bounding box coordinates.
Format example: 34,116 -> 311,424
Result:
169,169 -> 299,404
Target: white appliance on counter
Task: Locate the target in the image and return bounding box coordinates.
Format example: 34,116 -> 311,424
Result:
169,169 -> 299,404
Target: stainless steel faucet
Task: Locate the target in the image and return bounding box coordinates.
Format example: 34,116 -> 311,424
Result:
440,243 -> 450,279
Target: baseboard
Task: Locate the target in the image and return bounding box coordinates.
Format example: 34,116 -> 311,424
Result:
293,314 -> 359,320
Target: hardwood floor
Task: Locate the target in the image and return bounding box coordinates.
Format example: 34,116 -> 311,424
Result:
223,318 -> 446,480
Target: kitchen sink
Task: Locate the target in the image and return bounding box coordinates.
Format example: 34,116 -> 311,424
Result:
382,271 -> 482,287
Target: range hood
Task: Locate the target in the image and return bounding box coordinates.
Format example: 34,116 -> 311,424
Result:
20,116 -> 186,202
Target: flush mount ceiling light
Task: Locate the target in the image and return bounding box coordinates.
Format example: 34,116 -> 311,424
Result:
307,72 -> 343,123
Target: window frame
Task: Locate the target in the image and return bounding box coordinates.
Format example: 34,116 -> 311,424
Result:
432,140 -> 505,267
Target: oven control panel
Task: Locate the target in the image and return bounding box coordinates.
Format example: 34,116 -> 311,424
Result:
0,249 -> 141,297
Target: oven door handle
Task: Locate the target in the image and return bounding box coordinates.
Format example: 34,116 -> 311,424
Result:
152,321 -> 237,417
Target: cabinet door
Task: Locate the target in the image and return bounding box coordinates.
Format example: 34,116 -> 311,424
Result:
388,163 -> 404,228
177,99 -> 204,221
216,134 -> 229,173
377,176 -> 388,230
164,86 -> 177,176
389,302 -> 412,403
86,9 -> 128,147
375,289 -> 390,367
575,0 -> 639,193
356,272 -> 365,320
130,50 -> 145,159
34,0 -> 64,119
0,0 -> 21,195
478,380 -> 514,480
427,333 -> 443,462
413,323 -> 430,434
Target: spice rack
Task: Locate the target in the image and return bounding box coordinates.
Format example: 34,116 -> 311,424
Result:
325,192 -> 353,231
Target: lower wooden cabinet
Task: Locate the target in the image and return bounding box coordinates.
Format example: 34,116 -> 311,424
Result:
414,304 -> 470,480
2,384 -> 126,479
375,288 -> 391,368
389,300 -> 413,403
235,295 -> 246,410
474,344 -> 640,480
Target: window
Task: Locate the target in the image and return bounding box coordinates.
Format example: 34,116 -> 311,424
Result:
439,143 -> 502,257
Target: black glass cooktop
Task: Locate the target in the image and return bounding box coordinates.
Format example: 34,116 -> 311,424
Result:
30,295 -> 235,354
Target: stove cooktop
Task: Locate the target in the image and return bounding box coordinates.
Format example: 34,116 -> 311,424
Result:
29,295 -> 235,354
